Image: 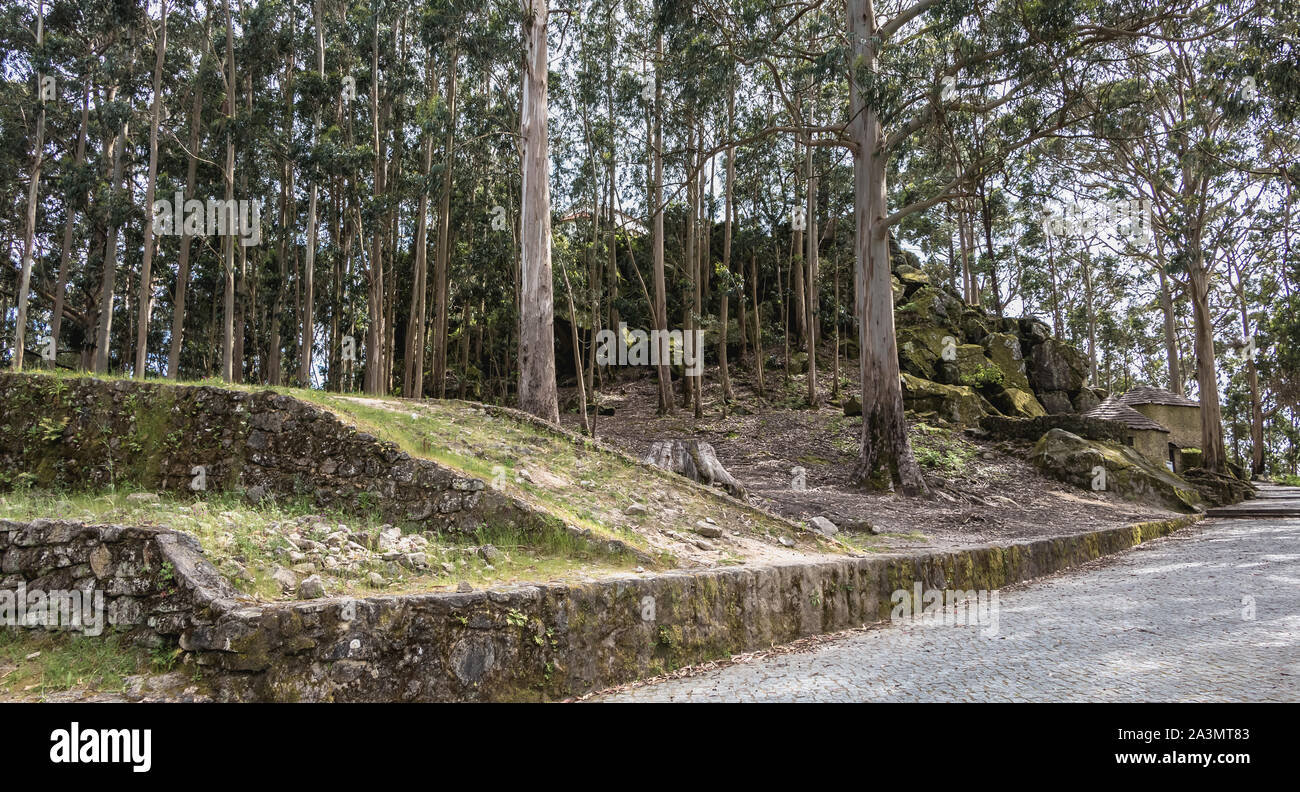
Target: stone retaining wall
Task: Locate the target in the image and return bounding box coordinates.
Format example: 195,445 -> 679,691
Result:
1,513 -> 1202,701
0,373 -> 537,536
0,518 -> 235,645
980,413 -> 1128,443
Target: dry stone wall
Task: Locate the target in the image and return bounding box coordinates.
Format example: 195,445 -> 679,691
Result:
0,373 -> 539,536
1,514 -> 1201,701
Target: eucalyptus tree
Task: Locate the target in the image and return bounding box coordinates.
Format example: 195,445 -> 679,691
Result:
692,0 -> 1203,492
517,0 -> 559,421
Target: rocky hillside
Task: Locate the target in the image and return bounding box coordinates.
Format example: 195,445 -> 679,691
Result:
886,239 -> 1101,427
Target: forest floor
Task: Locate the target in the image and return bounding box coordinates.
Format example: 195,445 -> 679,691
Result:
557,359 -> 1180,554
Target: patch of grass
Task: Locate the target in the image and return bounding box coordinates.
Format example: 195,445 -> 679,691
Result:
910,424 -> 977,475
0,630 -> 151,699
6,371 -> 828,584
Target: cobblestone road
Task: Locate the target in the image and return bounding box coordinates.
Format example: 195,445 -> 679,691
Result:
602,517 -> 1300,702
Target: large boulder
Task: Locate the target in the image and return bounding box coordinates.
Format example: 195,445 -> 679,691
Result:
902,373 -> 997,426
1028,338 -> 1088,393
1071,388 -> 1102,413
946,343 -> 1003,388
895,264 -> 931,292
1181,467 -> 1256,506
895,285 -> 962,331
896,326 -> 952,380
980,332 -> 1032,390
959,308 -> 991,344
988,386 -> 1048,418
1018,317 -> 1053,346
1039,390 -> 1075,415
1030,429 -> 1202,513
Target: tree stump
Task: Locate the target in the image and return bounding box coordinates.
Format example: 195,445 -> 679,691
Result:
642,439 -> 747,499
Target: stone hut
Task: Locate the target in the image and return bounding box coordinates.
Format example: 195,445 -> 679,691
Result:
1084,397 -> 1172,470
1116,386 -> 1201,468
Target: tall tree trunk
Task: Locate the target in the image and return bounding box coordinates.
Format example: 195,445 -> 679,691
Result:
432,47 -> 458,398
805,124 -> 820,407
751,255 -> 765,397
1188,252 -> 1225,472
268,37 -> 294,386
133,0 -> 168,379
517,0 -> 559,422
93,91 -> 127,375
404,54 -> 436,399
1231,267 -> 1264,476
219,0 -> 236,382
363,21 -> 387,397
1083,250 -> 1098,385
167,64 -> 204,380
848,0 -> 925,494
718,87 -> 735,402
1156,248 -> 1183,395
299,0 -> 324,388
14,0 -> 47,371
649,37 -> 672,414
51,81 -> 90,370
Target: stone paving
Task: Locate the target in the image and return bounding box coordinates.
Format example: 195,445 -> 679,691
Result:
602,515 -> 1300,702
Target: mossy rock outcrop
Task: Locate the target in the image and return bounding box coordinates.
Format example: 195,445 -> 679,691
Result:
988,386 -> 1048,419
895,264 -> 931,290
884,235 -> 1098,420
901,373 -> 998,426
1028,338 -> 1088,393
896,326 -> 952,380
1181,467 -> 1256,506
980,332 -> 1032,391
1039,389 -> 1075,415
1030,429 -> 1202,513
895,285 -> 963,331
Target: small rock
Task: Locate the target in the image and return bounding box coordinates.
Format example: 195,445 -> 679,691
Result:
624,503 -> 648,516
298,575 -> 325,599
367,572 -> 385,588
778,535 -> 796,547
404,552 -> 428,569
810,516 -> 839,536
457,581 -> 473,593
271,567 -> 297,593
377,525 -> 402,552
695,521 -> 723,539
440,562 -> 456,574
478,544 -> 503,564
127,492 -> 160,503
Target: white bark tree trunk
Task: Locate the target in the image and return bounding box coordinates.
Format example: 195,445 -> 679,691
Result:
517,0 -> 559,422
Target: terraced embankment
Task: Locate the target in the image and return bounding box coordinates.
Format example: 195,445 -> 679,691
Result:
0,373 -> 1203,701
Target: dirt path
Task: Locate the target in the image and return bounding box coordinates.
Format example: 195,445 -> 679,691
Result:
559,366 -> 1181,553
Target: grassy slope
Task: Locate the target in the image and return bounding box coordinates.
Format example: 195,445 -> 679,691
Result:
5,372 -> 830,599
